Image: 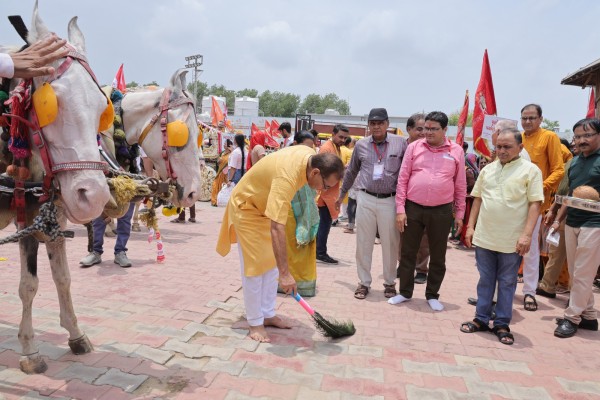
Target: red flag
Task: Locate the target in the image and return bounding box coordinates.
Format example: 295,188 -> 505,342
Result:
112,64 -> 126,93
271,119 -> 281,138
586,88 -> 596,118
472,50 -> 496,158
251,123 -> 259,135
455,90 -> 469,146
264,120 -> 271,135
211,96 -> 224,126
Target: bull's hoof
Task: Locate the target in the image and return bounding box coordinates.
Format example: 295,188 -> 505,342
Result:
68,334 -> 94,354
20,353 -> 48,374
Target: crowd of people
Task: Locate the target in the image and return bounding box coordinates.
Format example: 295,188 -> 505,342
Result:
216,106 -> 600,345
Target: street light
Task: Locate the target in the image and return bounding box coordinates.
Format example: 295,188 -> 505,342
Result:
185,54 -> 203,113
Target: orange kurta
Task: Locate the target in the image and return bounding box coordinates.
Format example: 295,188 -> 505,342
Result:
316,139 -> 342,219
521,128 -> 565,213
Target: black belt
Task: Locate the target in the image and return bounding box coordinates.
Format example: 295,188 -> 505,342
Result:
361,189 -> 396,199
406,199 -> 452,209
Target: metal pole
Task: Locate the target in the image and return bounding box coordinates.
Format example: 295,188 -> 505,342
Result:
185,54 -> 203,113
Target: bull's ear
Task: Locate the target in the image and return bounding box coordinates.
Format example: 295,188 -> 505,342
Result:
29,0 -> 50,44
67,17 -> 86,55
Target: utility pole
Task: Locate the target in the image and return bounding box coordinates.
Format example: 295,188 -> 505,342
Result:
184,54 -> 203,113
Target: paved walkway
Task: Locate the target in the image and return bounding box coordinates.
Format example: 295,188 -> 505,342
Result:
0,201 -> 599,399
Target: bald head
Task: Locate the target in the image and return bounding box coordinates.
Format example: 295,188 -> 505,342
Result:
492,119 -> 518,147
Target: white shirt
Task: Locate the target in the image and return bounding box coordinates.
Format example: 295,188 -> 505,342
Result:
0,53 -> 15,78
228,147 -> 243,169
520,148 -> 531,161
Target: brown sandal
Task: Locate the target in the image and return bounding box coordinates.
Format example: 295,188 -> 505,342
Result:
354,284 -> 369,300
383,284 -> 397,298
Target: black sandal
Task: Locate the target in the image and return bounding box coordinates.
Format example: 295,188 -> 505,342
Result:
524,294 -> 538,311
492,325 -> 514,345
460,318 -> 490,333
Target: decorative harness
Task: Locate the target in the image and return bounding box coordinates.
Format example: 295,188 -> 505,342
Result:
137,87 -> 194,182
1,43 -> 109,228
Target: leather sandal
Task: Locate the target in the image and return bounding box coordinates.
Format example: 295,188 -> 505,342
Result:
492,325 -> 514,345
460,318 -> 490,333
354,284 -> 369,300
524,294 -> 538,311
383,284 -> 397,298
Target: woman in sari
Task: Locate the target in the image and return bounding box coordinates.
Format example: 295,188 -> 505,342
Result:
210,139 -> 233,206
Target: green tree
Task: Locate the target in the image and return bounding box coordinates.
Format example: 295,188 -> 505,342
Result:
542,118 -> 560,131
187,81 -> 208,105
208,84 -> 236,113
299,93 -> 350,115
259,90 -> 301,117
448,110 -> 473,127
144,81 -> 159,86
236,88 -> 259,98
126,81 -> 139,88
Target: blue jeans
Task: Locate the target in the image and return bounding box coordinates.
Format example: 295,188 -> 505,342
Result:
475,247 -> 522,327
316,206 -> 332,257
93,202 -> 135,255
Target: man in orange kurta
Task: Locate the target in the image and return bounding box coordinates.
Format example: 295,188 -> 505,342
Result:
519,103 -> 565,311
316,124 -> 350,264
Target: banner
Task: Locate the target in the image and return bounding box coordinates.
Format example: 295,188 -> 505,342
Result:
472,50 -> 497,158
482,115 -> 518,140
455,90 -> 469,146
587,87 -> 596,118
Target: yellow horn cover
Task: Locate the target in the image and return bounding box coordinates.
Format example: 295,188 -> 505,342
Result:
32,82 -> 58,128
166,120 -> 189,147
98,98 -> 114,132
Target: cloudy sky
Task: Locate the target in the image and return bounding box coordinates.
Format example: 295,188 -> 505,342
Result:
2,0 -> 598,130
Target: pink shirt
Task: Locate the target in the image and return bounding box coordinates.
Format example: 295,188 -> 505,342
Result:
396,138 -> 467,219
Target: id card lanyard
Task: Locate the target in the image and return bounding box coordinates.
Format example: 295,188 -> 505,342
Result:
372,142 -> 388,180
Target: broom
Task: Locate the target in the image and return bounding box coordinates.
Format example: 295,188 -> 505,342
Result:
293,293 -> 356,338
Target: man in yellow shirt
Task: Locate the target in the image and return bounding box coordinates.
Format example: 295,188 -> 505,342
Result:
461,129 -> 543,345
216,146 -> 344,342
519,104 -> 564,311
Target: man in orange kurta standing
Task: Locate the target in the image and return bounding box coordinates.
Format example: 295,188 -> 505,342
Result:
519,104 -> 564,312
316,124 -> 350,264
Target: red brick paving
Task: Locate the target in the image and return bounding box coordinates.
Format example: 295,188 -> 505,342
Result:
0,201 -> 599,399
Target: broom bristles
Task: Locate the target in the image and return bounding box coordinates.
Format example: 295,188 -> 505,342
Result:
313,311 -> 356,338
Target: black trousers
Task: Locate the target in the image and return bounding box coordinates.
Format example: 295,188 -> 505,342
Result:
398,200 -> 453,300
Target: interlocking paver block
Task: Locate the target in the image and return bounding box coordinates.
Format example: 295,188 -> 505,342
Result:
0,367 -> 26,384
185,322 -> 220,336
448,392 -> 491,400
54,362 -> 108,384
93,368 -> 148,393
402,360 -> 442,376
165,355 -> 209,371
340,394 -> 384,400
464,380 -> 510,397
344,365 -> 384,383
304,360 -> 345,378
239,363 -> 284,383
157,326 -> 195,341
455,355 -> 493,370
97,341 -> 140,356
222,337 -> 260,352
161,339 -> 204,358
440,364 -> 480,380
207,300 -> 237,312
347,345 -> 383,358
489,359 -> 532,375
557,377 -> 600,395
314,342 -> 348,356
279,369 -> 322,389
201,358 -> 246,375
255,343 -> 297,357
131,344 -> 173,364
19,391 -> 70,400
37,342 -> 71,360
297,387 -> 341,400
224,391 -> 270,400
406,385 -> 451,400
505,383 -> 552,400
215,327 -> 248,339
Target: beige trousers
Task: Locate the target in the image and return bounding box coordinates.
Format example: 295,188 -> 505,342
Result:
564,225 -> 600,324
539,221 -> 567,294
355,191 -> 400,288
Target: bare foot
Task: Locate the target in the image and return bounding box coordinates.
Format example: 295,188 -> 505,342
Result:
264,316 -> 292,329
248,325 -> 270,342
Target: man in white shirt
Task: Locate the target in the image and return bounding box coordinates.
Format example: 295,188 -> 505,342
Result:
0,34 -> 67,79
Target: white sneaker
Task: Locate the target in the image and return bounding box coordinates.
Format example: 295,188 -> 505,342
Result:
80,252 -> 102,267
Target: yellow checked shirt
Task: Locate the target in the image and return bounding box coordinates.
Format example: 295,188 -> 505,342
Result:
471,157 -> 544,253
216,145 -> 315,276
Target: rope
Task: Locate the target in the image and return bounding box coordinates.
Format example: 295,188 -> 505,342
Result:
107,167 -> 146,180
108,175 -> 142,205
0,202 -> 73,245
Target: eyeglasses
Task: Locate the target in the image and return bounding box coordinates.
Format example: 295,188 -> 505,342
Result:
573,132 -> 599,141
321,174 -> 332,190
424,127 -> 441,132
520,116 -> 539,122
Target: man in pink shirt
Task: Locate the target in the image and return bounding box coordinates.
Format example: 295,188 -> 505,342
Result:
390,111 -> 467,311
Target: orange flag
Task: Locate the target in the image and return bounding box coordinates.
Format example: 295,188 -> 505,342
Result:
472,50 -> 496,158
455,90 -> 469,146
586,88 -> 596,118
211,97 -> 224,126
